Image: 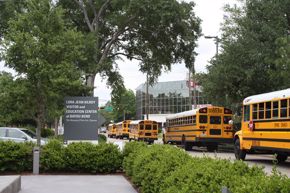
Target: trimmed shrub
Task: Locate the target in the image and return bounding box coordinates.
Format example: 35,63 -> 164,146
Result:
40,139 -> 65,172
124,142 -> 290,193
0,141 -> 33,172
161,158 -> 266,193
41,128 -> 55,138
123,141 -> 147,177
64,142 -> 122,173
123,141 -> 147,158
124,144 -> 192,193
98,134 -> 107,144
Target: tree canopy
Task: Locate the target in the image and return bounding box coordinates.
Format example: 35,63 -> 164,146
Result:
1,0 -> 88,145
201,0 -> 290,111
58,0 -> 201,93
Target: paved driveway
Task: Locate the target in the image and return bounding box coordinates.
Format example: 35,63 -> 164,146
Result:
19,175 -> 137,193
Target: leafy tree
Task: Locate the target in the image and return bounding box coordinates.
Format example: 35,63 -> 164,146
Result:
98,101 -> 115,124
0,0 -> 27,38
0,72 -> 33,126
201,0 -> 290,112
2,0 -> 87,145
58,0 -> 201,96
111,88 -> 136,122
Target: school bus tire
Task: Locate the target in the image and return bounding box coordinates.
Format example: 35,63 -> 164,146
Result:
206,144 -> 218,152
234,138 -> 246,160
184,142 -> 192,151
276,154 -> 288,163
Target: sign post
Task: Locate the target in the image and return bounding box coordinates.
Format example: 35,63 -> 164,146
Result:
64,97 -> 98,141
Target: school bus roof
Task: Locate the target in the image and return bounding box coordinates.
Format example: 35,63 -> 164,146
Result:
115,120 -> 131,125
243,88 -> 290,105
129,120 -> 143,125
166,109 -> 199,120
130,120 -> 158,125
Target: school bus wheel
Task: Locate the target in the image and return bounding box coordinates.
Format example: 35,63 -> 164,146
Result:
276,154 -> 288,163
234,138 -> 246,160
206,143 -> 218,152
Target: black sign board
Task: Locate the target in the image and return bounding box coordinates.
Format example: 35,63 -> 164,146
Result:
64,97 -> 98,140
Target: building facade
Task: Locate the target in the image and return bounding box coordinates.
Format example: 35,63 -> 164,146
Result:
135,80 -> 207,120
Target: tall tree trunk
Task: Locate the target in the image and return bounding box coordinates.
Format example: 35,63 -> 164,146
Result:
86,74 -> 96,96
35,90 -> 45,146
54,117 -> 59,136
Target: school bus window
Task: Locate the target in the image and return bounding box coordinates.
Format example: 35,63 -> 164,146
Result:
199,115 -> 207,123
145,125 -> 151,130
140,125 -> 144,130
258,103 -> 265,119
272,101 -> 278,118
252,104 -> 258,120
193,116 -> 196,124
244,105 -> 250,121
266,102 -> 271,119
210,116 -> 221,124
153,125 -> 157,130
223,116 -> 231,124
280,99 -> 287,118
289,99 -> 290,117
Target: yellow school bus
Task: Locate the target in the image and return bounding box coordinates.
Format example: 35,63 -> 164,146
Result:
107,124 -> 116,138
129,120 -> 158,144
116,120 -> 131,139
234,88 -> 290,162
163,106 -> 233,151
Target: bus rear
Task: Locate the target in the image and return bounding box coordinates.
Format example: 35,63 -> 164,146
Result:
137,120 -> 158,144
196,106 -> 233,151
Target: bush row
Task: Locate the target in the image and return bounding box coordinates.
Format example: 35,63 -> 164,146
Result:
41,140 -> 122,173
123,143 -> 290,193
0,140 -> 122,173
0,141 -> 34,172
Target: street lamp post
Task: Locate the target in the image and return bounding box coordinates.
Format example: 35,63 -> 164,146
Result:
204,35 -> 220,57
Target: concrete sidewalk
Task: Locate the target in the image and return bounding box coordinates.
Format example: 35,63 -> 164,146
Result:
0,176 -> 21,193
19,175 -> 137,193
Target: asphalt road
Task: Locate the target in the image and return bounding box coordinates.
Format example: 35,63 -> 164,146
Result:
106,135 -> 290,177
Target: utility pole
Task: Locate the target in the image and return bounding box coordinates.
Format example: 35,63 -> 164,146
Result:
146,73 -> 149,120
204,35 -> 220,57
188,67 -> 192,110
188,64 -> 197,110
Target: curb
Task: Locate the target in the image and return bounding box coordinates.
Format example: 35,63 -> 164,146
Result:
0,176 -> 21,193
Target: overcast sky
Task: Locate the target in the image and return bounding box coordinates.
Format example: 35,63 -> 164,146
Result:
0,0 -> 235,106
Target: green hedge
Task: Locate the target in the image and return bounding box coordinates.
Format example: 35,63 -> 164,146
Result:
123,143 -> 290,193
41,140 -> 123,173
0,140 -> 123,173
0,141 -> 34,172
98,134 -> 107,144
123,143 -> 192,193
